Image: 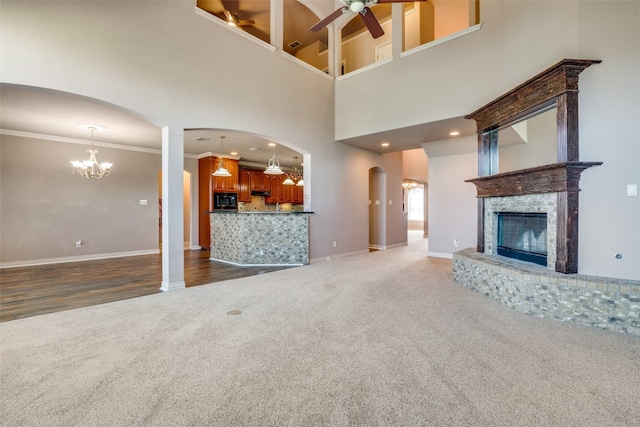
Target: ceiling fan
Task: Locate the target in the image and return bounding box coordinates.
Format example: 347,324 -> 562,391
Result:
310,0 -> 425,39
223,9 -> 255,28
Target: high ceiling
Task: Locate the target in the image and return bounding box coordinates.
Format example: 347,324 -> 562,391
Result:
0,1 -> 476,164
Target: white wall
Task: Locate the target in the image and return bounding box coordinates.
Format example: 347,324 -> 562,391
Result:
424,136 -> 478,257
0,135 -> 161,262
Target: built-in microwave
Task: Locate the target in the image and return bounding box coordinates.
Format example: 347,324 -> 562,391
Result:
213,192 -> 238,211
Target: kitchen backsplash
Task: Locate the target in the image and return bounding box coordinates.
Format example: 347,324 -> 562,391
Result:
238,196 -> 303,212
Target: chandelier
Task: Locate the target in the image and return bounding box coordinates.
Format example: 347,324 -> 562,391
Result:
283,156 -> 303,186
212,136 -> 232,177
70,124 -> 113,180
264,146 -> 284,175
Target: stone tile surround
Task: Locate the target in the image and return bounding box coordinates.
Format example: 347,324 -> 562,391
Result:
453,248 -> 640,336
210,212 -> 309,265
484,194 -> 557,269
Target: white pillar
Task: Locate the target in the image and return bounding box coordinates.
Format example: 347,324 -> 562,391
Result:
392,2 -> 404,58
271,0 -> 283,49
160,126 -> 186,292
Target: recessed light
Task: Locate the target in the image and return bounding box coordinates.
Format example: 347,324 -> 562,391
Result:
449,131 -> 460,136
381,142 -> 390,147
230,151 -> 238,156
268,142 -> 276,147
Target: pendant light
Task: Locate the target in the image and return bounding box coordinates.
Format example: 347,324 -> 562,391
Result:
212,136 -> 232,177
264,145 -> 284,175
283,156 -> 302,185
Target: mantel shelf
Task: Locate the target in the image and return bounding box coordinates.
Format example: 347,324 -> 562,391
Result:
466,162 -> 602,198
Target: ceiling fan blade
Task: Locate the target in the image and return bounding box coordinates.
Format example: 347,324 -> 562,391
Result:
360,7 -> 384,39
223,9 -> 234,23
236,19 -> 255,26
310,7 -> 348,32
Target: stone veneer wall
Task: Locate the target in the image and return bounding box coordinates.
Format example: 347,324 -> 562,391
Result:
210,213 -> 309,265
453,248 -> 640,335
484,193 -> 557,269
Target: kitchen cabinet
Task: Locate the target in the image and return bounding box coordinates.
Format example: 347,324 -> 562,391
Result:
238,169 -> 251,202
265,175 -> 283,204
239,168 -> 304,205
212,158 -> 239,192
198,156 -> 239,248
249,169 -> 271,192
294,184 -> 304,204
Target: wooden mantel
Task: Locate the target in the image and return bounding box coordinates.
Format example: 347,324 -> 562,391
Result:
465,59 -> 602,274
466,162 -> 603,198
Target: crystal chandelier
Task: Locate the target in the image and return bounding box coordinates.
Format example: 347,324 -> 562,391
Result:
283,156 -> 303,185
70,124 -> 113,180
212,136 -> 232,177
264,146 -> 284,175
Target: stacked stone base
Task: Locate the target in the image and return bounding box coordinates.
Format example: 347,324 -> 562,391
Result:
453,248 -> 640,336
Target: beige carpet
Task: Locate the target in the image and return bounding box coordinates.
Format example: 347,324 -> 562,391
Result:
1,237 -> 639,426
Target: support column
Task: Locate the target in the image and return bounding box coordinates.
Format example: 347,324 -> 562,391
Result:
392,2 -> 404,58
476,129 -> 498,252
160,126 -> 186,292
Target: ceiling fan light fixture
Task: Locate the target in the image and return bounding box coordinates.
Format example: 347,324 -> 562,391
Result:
350,0 -> 366,13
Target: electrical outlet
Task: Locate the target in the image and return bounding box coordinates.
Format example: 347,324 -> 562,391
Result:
628,184 -> 637,197
453,239 -> 459,247
76,240 -> 82,248
333,241 -> 337,248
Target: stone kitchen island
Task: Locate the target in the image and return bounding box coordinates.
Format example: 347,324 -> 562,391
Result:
210,212 -> 311,266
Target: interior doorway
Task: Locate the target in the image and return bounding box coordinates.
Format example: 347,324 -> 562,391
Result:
158,170 -> 192,250
403,180 -> 427,239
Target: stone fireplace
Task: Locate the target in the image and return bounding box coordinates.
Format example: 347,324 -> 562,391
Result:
452,59 -> 640,335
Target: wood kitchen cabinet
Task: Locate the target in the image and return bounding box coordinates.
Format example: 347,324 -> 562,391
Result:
294,184 -> 304,204
249,169 -> 271,192
238,168 -> 303,205
265,175 -> 283,204
238,169 -> 251,202
198,156 -> 239,248
212,158 -> 239,192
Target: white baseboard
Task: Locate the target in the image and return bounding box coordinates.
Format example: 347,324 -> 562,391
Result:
0,249 -> 160,269
427,251 -> 454,259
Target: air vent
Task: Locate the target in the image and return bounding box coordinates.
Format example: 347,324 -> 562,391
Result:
194,137 -> 210,142
288,40 -> 302,49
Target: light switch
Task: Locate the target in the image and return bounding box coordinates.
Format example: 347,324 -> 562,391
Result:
388,200 -> 392,205
375,200 -> 380,205
627,184 -> 637,197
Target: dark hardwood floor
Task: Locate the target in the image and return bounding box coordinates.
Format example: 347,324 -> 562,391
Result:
0,250 -> 295,322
